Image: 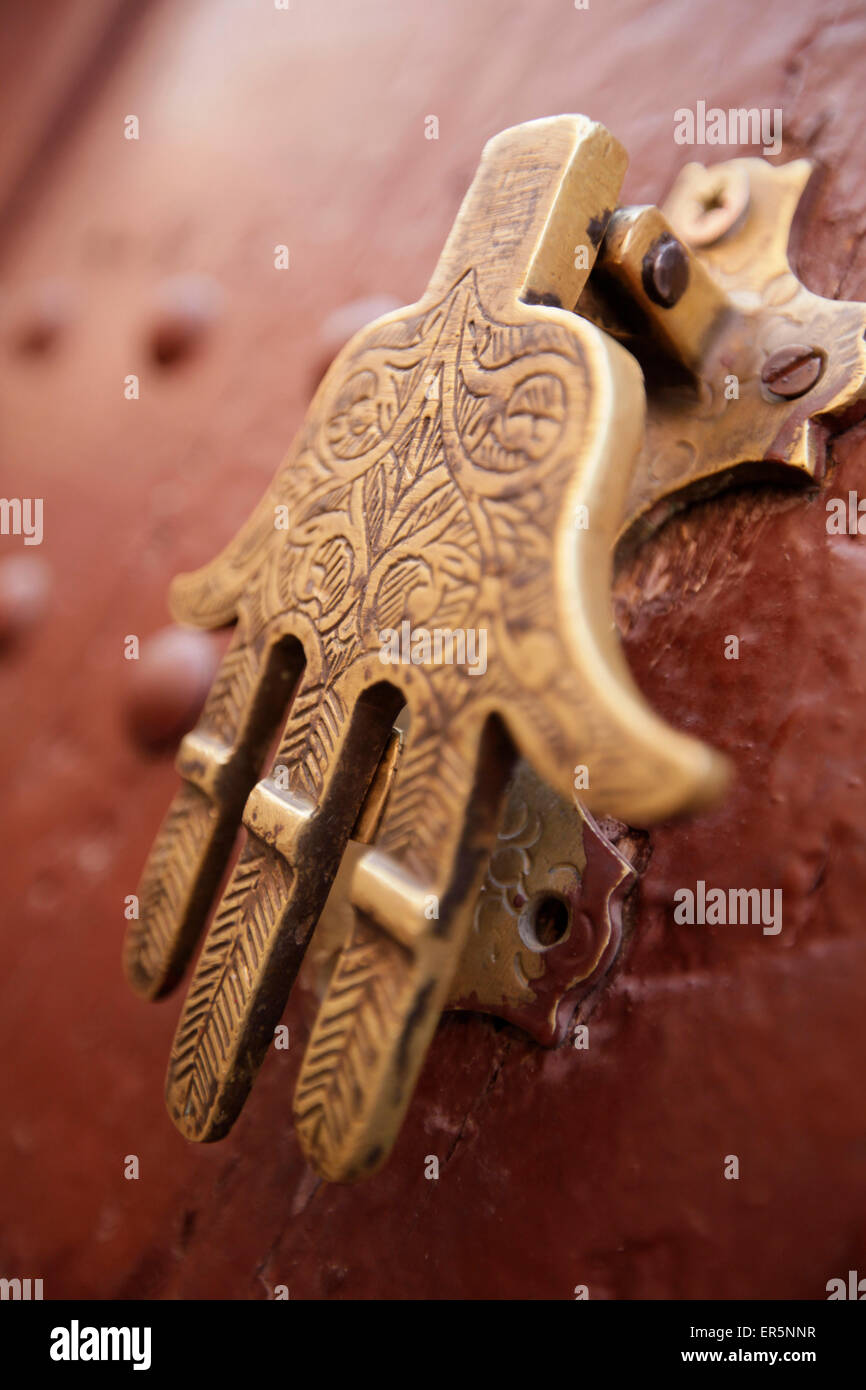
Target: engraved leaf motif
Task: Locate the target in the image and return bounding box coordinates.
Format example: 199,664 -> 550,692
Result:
168,847 -> 293,1133
294,925 -> 412,1175
362,458 -> 389,548
129,783 -> 214,986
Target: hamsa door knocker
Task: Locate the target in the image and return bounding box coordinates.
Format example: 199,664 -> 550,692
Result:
125,115 -> 866,1181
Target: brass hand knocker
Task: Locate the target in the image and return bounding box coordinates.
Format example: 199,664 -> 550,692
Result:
125,115 -> 866,1181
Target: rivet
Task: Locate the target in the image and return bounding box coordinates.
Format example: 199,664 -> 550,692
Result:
149,274 -> 223,366
125,625 -> 221,749
12,280 -> 77,356
315,295 -> 402,385
0,555 -> 52,644
642,234 -> 690,309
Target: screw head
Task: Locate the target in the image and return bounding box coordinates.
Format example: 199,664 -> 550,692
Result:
761,344 -> 824,399
642,234 -> 690,309
666,165 -> 751,248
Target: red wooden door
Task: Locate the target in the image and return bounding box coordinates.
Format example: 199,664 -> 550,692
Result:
2,0 -> 865,1299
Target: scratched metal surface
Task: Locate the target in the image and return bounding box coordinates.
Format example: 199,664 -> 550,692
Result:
1,0 -> 866,1297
